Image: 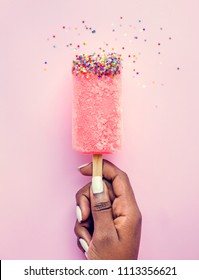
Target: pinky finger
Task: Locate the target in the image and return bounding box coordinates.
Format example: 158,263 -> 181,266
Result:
74,221 -> 92,253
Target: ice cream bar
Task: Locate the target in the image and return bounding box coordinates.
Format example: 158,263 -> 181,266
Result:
72,53 -> 122,192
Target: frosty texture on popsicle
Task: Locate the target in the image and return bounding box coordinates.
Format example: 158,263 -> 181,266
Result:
72,53 -> 122,154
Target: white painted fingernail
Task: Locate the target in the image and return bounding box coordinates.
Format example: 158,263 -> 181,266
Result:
79,238 -> 89,253
76,206 -> 82,223
78,163 -> 90,170
92,176 -> 103,194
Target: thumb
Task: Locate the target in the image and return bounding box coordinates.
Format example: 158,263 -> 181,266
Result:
90,181 -> 116,237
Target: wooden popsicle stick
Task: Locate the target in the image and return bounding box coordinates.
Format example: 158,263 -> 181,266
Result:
92,154 -> 103,177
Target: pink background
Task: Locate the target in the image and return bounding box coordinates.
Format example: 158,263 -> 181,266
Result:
0,0 -> 199,259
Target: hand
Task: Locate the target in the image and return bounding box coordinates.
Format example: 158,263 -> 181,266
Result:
74,160 -> 142,260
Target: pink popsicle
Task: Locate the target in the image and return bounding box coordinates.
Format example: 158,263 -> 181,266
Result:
72,53 -> 122,154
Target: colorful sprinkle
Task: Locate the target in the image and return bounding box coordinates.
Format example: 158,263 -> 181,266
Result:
92,30 -> 96,33
72,53 -> 122,77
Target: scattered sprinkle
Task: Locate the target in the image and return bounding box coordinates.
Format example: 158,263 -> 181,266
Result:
45,18 -> 177,85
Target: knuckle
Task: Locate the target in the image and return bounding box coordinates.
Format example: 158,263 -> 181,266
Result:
93,201 -> 112,212
119,170 -> 129,181
74,221 -> 79,236
75,189 -> 83,201
134,208 -> 142,227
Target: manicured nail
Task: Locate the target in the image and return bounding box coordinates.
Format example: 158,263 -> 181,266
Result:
92,176 -> 103,194
78,163 -> 90,170
79,238 -> 89,253
76,206 -> 82,223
